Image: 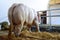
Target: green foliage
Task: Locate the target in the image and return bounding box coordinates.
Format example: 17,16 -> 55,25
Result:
1,21 -> 9,30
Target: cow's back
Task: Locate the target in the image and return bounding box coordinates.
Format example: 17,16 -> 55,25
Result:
12,4 -> 37,25
11,4 -> 26,25
25,8 -> 37,24
8,3 -> 37,25
8,3 -> 18,24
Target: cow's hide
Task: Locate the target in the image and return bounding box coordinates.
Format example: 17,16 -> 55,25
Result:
8,3 -> 40,37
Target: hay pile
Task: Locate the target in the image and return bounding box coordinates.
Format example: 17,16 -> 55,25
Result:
0,30 -> 60,40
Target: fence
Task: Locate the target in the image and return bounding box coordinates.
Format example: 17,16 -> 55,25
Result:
38,8 -> 60,31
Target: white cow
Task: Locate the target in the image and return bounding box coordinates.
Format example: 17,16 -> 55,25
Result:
8,3 -> 40,37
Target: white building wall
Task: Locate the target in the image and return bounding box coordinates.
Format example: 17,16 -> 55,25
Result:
47,10 -> 50,24
47,4 -> 60,25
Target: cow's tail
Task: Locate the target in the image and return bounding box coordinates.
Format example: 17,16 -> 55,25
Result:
8,3 -> 17,38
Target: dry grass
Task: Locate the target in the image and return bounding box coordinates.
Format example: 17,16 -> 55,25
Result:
0,30 -> 60,40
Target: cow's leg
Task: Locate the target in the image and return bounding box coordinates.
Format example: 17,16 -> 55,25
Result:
36,21 -> 40,32
29,25 -> 31,32
23,23 -> 27,31
8,24 -> 14,40
19,22 -> 24,33
33,20 -> 40,32
27,24 -> 32,32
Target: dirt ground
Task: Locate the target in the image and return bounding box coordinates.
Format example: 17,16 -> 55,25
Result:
0,30 -> 60,40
